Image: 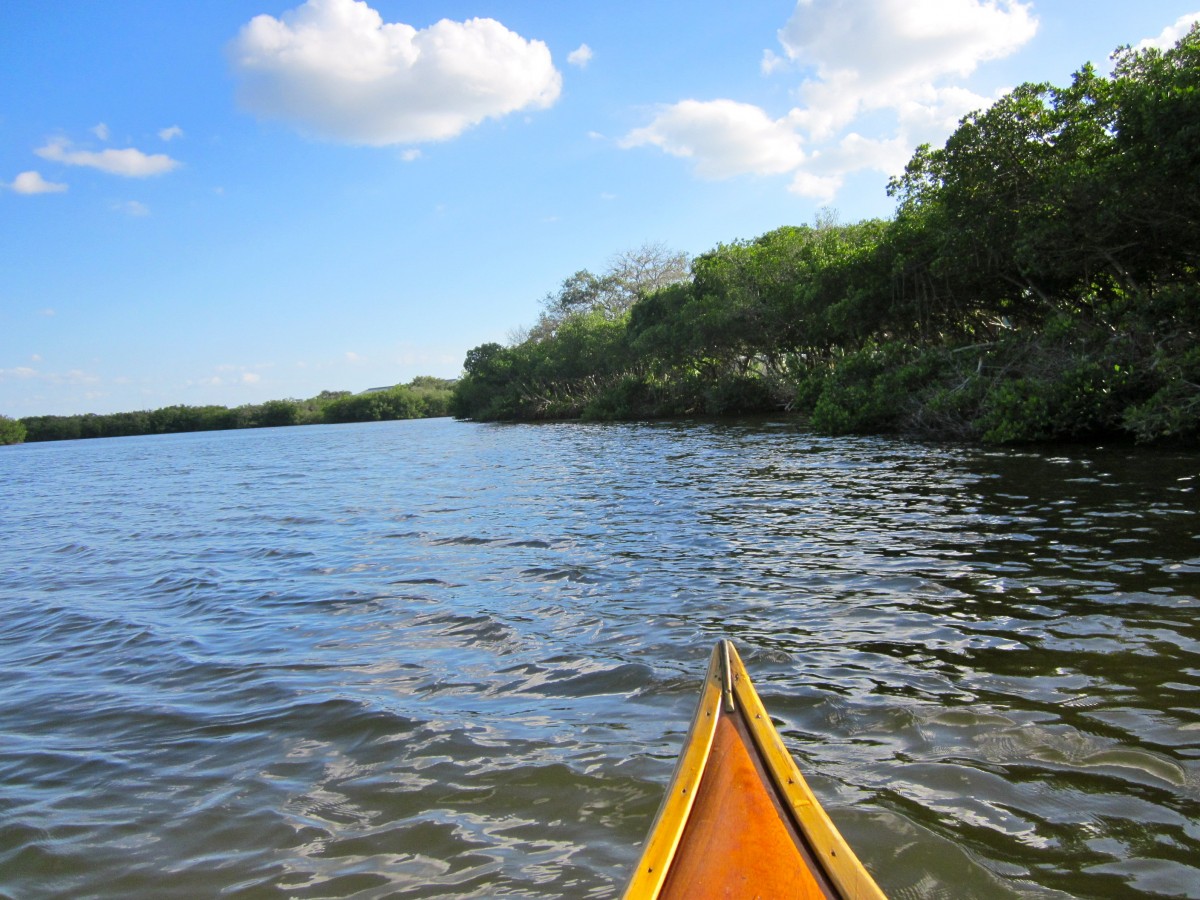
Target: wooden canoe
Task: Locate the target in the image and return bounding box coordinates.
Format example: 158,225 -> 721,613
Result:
623,640 -> 887,899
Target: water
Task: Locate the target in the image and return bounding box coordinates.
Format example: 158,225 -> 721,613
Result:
1,418 -> 1197,899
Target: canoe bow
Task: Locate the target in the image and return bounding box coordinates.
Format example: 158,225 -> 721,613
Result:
623,640 -> 886,899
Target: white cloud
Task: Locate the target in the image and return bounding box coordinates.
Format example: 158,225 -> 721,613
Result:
36,137 -> 180,177
229,0 -> 562,145
568,43 -> 593,68
788,170 -> 843,203
624,0 -> 1037,201
1135,12 -> 1200,51
778,0 -> 1037,138
242,372 -> 261,384
8,170 -> 68,194
92,122 -> 110,141
158,125 -> 184,141
621,99 -> 807,179
400,148 -> 421,162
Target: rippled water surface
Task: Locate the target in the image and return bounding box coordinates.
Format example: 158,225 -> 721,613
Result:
1,418 -> 1198,898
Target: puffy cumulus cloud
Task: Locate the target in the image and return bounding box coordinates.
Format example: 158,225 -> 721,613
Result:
1135,11 -> 1200,51
779,0 -> 1037,138
36,137 -> 180,177
229,0 -> 562,145
621,99 -> 807,179
623,0 -> 1037,202
8,170 -> 68,194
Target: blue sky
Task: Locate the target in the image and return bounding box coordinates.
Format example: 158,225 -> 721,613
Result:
2,1 -> 1197,417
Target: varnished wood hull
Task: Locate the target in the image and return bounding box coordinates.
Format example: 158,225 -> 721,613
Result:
623,641 -> 886,899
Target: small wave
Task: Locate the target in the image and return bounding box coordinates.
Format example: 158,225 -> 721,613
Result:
521,662 -> 657,698
51,542 -> 94,556
412,613 -> 518,649
520,565 -> 598,583
431,535 -> 498,547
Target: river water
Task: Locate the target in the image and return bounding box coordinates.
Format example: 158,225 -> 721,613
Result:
1,418 -> 1197,899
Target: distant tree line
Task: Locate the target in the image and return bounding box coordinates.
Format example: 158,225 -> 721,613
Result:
451,30 -> 1200,445
6,377 -> 455,444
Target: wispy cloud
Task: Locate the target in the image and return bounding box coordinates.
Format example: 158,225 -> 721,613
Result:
0,367 -> 39,381
158,125 -> 184,141
7,170 -> 68,194
112,200 -> 151,216
568,43 -> 593,68
622,0 -> 1039,202
36,137 -> 180,177
0,365 -> 99,386
229,0 -> 562,146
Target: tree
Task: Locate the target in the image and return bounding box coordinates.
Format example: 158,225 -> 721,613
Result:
523,242 -> 691,343
0,415 -> 25,445
606,241 -> 691,309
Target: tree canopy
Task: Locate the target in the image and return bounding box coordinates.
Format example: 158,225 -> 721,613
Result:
452,29 -> 1200,445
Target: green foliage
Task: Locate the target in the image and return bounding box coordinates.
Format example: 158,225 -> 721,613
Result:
452,25 -> 1200,446
19,377 -> 455,442
1122,344 -> 1200,444
322,386 -> 422,423
808,344 -> 948,435
0,415 -> 26,445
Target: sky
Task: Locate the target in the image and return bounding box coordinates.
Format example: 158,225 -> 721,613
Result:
2,1 -> 1198,417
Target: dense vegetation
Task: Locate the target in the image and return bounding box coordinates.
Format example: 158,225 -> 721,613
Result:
452,30 -> 1200,445
0,415 -> 25,446
11,377 -> 454,444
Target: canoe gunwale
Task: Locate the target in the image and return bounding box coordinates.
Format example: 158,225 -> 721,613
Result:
622,640 -> 887,900
621,647 -> 724,897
